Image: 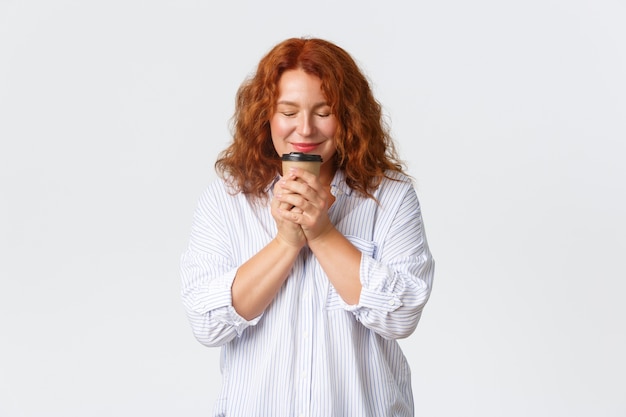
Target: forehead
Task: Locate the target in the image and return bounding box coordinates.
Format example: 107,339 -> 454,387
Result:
276,69 -> 325,97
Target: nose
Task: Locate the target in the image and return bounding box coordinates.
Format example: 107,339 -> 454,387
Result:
296,113 -> 314,137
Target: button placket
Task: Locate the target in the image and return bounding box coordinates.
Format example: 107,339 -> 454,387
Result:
295,254 -> 315,417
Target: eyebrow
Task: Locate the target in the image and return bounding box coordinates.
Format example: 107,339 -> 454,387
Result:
276,100 -> 330,109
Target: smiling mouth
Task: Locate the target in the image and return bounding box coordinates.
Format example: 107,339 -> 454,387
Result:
291,143 -> 319,153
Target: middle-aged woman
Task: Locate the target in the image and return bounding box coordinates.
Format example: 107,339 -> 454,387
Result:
181,37 -> 435,417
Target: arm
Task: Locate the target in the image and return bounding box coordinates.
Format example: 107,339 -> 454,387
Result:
231,237 -> 300,320
277,170 -> 434,339
352,184 -> 434,339
306,227 -> 362,305
181,181 -> 306,346
180,185 -> 250,347
231,179 -> 309,319
276,168 -> 363,305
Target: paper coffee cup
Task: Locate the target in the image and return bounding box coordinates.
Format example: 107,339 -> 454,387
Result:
281,152 -> 323,177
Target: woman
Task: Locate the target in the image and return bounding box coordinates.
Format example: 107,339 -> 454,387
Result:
181,37 -> 434,417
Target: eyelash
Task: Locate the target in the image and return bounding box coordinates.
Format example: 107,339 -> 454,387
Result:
281,112 -> 330,118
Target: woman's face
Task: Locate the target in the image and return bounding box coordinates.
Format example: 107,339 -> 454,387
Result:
270,69 -> 338,180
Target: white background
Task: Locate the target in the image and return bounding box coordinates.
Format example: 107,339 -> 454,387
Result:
1,1 -> 625,416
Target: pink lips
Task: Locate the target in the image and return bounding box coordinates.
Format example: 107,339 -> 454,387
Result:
291,143 -> 319,153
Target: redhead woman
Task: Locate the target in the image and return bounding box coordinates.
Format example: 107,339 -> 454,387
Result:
181,37 -> 434,417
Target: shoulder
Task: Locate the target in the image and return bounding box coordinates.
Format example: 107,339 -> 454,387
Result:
198,177 -> 230,201
197,176 -> 272,211
333,169 -> 413,197
369,171 -> 424,215
376,170 -> 415,196
382,170 -> 413,186
194,177 -> 239,213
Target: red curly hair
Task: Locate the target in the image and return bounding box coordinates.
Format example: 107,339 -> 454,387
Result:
215,37 -> 406,201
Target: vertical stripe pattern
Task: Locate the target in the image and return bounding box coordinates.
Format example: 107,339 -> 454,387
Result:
181,170 -> 435,417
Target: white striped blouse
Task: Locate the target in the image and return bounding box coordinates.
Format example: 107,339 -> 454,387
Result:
180,169 -> 435,417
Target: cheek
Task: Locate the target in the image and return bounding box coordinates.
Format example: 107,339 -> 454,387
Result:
270,116 -> 292,138
323,119 -> 339,138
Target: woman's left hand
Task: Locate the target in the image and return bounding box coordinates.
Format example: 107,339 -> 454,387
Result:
276,167 -> 335,242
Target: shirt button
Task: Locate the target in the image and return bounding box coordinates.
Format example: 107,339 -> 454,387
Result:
388,299 -> 396,306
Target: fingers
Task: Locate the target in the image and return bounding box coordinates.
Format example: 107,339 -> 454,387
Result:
273,167 -> 332,241
271,194 -> 306,248
273,178 -> 294,211
280,203 -> 334,242
282,167 -> 321,192
279,169 -> 327,210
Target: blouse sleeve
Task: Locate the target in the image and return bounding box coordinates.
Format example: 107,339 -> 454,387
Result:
349,184 -> 435,340
180,184 -> 261,347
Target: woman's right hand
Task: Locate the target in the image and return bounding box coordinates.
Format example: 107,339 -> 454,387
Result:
271,180 -> 306,249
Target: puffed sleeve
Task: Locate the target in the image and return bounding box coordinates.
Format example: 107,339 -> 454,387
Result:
180,183 -> 261,347
349,183 -> 435,339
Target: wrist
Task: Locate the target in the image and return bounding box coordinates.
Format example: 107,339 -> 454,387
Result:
274,234 -> 305,252
306,224 -> 337,248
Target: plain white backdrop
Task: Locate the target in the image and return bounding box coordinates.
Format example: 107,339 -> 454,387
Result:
1,1 -> 625,416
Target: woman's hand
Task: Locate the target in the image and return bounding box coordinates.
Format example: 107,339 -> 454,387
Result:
271,179 -> 307,248
275,167 -> 335,242
275,167 -> 362,306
